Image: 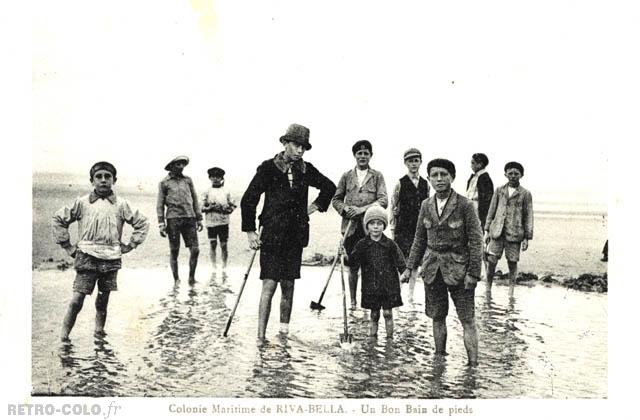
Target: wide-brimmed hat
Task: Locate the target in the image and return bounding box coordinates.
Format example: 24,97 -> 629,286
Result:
164,155 -> 190,171
207,167 -> 225,177
279,124 -> 312,150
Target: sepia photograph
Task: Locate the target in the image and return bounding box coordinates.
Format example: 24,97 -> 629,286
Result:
7,0 -> 637,418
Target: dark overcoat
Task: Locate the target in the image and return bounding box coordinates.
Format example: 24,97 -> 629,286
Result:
241,155 -> 336,249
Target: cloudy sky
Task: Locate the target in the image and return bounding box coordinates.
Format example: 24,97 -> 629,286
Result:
33,0 -> 625,207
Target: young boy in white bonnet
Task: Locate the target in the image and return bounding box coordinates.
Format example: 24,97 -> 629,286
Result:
345,205 -> 406,338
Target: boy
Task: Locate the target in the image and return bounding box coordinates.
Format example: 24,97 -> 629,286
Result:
202,167 -> 236,279
332,140 -> 388,309
52,161 -> 149,341
346,206 -> 405,338
389,148 -> 430,303
241,123 -> 336,341
466,153 -> 494,228
402,158 -> 482,366
484,161 -> 534,293
157,155 -> 203,285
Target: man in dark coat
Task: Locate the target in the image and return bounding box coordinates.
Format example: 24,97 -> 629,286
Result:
241,123 -> 336,341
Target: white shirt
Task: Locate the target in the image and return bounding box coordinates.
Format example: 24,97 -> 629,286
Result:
466,168 -> 487,202
508,186 -> 517,198
436,196 -> 449,217
356,168 -> 368,187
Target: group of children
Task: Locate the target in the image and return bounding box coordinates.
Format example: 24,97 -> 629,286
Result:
52,157 -> 237,340
51,142 -> 533,358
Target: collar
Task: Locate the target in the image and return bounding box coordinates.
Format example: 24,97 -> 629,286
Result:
365,233 -> 392,248
274,152 -> 306,174
474,168 -> 487,177
168,172 -> 185,179
407,172 -> 420,181
89,191 -> 117,204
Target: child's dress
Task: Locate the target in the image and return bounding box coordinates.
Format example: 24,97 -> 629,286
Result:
349,233 -> 406,310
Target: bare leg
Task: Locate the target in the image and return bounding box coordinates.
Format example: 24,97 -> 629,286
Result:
408,270 -> 418,303
348,266 -> 359,308
95,291 -> 110,335
209,239 -> 218,269
486,259 -> 497,290
220,241 -> 228,270
258,279 -> 278,340
170,247 -> 180,282
188,245 -> 200,283
370,309 -> 380,336
433,319 -> 447,355
279,279 -> 295,325
507,261 -> 518,297
61,292 -> 86,340
462,319 -> 479,366
383,309 -> 394,338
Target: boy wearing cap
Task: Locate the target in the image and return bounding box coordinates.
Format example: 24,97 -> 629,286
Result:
403,158 -> 483,366
332,140 -> 388,309
389,148 -> 430,303
484,161 -> 533,294
52,162 -> 149,341
241,123 -> 336,341
157,156 -> 204,285
202,167 -> 236,279
345,206 -> 405,338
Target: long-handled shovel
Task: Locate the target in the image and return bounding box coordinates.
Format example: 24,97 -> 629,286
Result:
339,251 -> 354,348
222,227 -> 262,337
310,220 -> 353,311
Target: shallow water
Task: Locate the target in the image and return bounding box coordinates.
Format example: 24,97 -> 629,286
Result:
32,264 -> 607,398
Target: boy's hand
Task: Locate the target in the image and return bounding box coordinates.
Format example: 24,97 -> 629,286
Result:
464,274 -> 478,290
483,231 -> 490,245
63,244 -> 77,259
343,206 -> 356,218
120,243 -> 134,254
197,221 -> 204,232
521,239 -> 529,251
159,224 -> 167,237
400,268 -> 412,283
337,245 -> 347,256
247,231 -> 261,250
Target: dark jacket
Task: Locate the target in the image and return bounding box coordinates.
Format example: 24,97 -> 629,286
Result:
393,175 -> 430,255
466,171 -> 494,227
406,191 -> 483,286
241,154 -> 336,248
349,234 -> 406,296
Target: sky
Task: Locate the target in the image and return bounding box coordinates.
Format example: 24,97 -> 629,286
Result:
32,0 -> 626,207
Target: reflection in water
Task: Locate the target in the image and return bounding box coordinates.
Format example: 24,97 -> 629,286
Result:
57,336 -> 126,396
35,271 -> 606,398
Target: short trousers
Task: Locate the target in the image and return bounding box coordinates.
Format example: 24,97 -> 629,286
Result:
487,236 -> 521,262
362,293 -> 403,310
73,269 -> 118,295
424,269 -> 475,322
259,245 -> 303,281
207,225 -> 229,242
166,217 -> 199,248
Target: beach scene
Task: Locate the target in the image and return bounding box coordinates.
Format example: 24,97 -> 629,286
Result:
30,0 -> 613,405
32,175 -> 607,398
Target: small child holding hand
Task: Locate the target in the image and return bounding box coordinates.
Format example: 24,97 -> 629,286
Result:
344,205 -> 405,338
